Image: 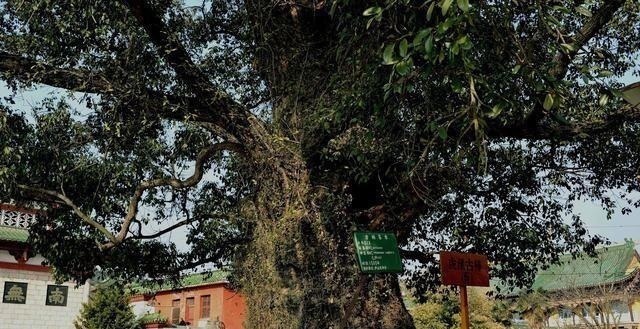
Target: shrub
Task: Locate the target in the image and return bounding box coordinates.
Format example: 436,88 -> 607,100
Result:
74,282 -> 140,329
139,312 -> 168,325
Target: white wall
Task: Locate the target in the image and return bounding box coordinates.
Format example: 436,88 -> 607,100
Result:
548,302 -> 636,328
131,299 -> 155,317
0,267 -> 90,329
0,249 -> 47,265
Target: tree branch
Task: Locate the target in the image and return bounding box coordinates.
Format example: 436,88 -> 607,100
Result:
18,141 -> 242,249
525,0 -> 627,127
489,104 -> 640,140
0,51 -> 114,93
130,217 -> 198,241
16,184 -> 119,244
0,51 -> 208,125
176,236 -> 250,271
110,141 -> 243,247
549,0 -> 627,79
121,0 -> 256,142
399,249 -> 436,264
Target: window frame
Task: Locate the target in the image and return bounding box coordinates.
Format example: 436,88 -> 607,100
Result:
171,299 -> 181,324
200,295 -> 211,319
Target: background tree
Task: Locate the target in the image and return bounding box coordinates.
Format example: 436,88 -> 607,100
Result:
514,291 -> 552,329
454,289 -> 507,329
74,282 -> 139,329
0,0 -> 639,327
409,292 -> 458,329
409,289 -> 506,329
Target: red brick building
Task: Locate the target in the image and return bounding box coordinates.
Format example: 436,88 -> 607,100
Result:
130,272 -> 246,329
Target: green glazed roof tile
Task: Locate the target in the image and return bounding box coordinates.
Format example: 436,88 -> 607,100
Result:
530,241 -> 637,292
129,271 -> 230,295
494,241 -> 638,295
0,225 -> 29,243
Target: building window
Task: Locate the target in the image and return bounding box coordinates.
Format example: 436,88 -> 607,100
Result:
171,299 -> 180,324
185,297 -> 195,324
201,295 -> 211,319
559,307 -> 572,319
612,301 -> 628,315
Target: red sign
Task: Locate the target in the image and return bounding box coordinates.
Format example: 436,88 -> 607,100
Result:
439,251 -> 490,287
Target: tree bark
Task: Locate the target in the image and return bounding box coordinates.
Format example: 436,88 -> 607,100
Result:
235,142 -> 415,328
234,0 -> 418,325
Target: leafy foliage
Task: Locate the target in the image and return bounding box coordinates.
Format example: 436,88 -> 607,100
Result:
74,282 -> 140,329
138,312 -> 168,325
409,289 -> 507,329
0,0 -> 639,327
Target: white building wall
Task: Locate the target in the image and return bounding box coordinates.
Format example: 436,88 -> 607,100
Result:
547,303 -> 636,328
0,267 -> 90,329
131,300 -> 155,317
0,249 -> 47,265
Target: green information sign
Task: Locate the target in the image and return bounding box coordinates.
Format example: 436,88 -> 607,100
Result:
353,231 -> 403,273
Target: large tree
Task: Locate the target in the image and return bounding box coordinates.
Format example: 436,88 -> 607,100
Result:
0,0 -> 639,327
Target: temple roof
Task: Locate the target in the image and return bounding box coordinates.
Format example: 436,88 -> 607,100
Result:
530,241 -> 638,292
496,240 -> 640,296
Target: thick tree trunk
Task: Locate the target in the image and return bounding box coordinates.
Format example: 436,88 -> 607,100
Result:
235,146 -> 414,328
237,1 -> 415,326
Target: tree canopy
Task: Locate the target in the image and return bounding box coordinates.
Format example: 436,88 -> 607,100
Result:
0,0 -> 639,327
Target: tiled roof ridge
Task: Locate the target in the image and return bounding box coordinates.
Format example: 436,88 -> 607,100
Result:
128,270 -> 230,295
544,267 -> 639,292
495,240 -> 639,296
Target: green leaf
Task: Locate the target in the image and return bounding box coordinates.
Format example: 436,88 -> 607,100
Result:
413,29 -> 430,47
545,15 -> 561,26
441,0 -> 454,16
424,35 -> 435,56
552,112 -> 570,125
598,70 -> 614,78
363,6 -> 382,17
437,126 -> 448,140
561,43 -> 576,52
366,17 -> 375,29
576,6 -> 592,17
427,2 -> 436,21
512,64 -> 522,74
399,39 -> 409,58
383,43 -> 396,65
599,94 -> 609,107
487,104 -> 504,119
543,93 -> 554,110
395,60 -> 411,76
451,43 -> 460,55
460,37 -> 473,50
457,0 -> 469,13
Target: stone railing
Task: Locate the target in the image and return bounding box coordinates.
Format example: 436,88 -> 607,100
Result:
0,204 -> 36,229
